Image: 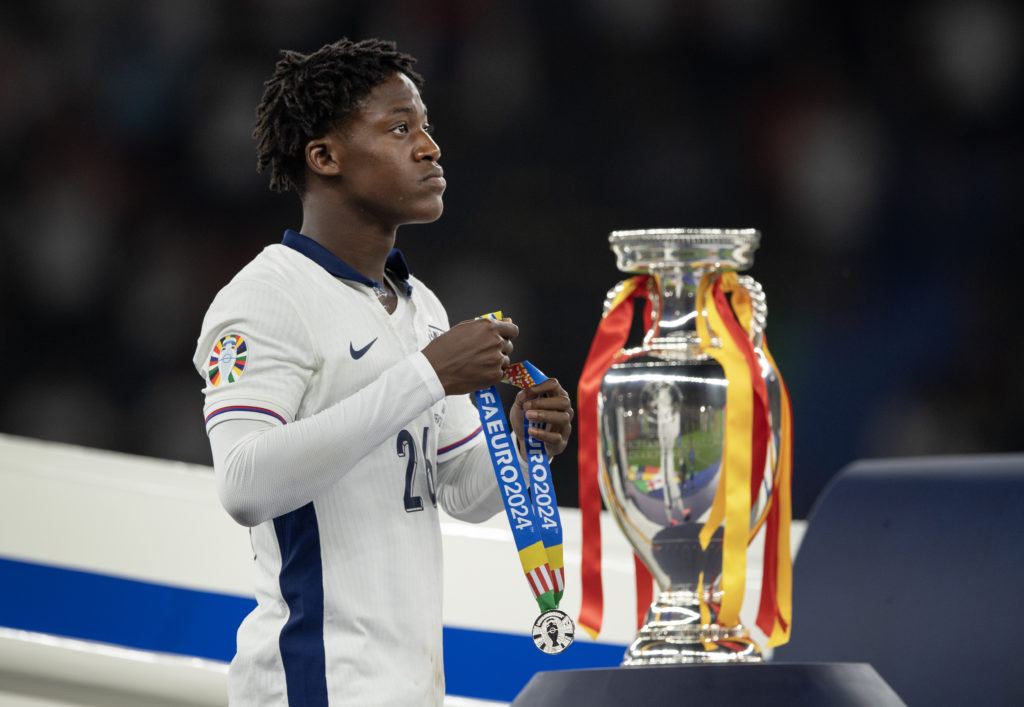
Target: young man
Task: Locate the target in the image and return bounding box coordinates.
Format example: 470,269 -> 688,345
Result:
192,38 -> 574,706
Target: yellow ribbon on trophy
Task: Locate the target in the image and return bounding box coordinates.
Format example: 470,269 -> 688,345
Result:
695,271 -> 793,646
578,273 -> 792,646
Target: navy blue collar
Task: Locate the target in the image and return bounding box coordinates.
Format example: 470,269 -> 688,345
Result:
281,230 -> 413,295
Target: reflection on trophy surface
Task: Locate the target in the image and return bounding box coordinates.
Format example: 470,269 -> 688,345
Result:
597,228 -> 783,665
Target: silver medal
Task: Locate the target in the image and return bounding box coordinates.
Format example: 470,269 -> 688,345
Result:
531,609 -> 575,655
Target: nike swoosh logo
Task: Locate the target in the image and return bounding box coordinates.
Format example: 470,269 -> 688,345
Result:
350,338 -> 378,359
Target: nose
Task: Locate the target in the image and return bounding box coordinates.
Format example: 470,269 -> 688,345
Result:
415,129 -> 441,162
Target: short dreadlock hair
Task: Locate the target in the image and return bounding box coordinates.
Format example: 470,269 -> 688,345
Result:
252,38 -> 424,195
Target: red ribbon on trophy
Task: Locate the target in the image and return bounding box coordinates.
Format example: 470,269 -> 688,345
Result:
577,275 -> 655,639
577,272 -> 793,646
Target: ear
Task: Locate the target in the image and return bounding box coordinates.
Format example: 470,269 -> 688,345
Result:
304,135 -> 344,178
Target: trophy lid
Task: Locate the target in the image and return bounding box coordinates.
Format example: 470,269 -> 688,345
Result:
609,228 -> 760,273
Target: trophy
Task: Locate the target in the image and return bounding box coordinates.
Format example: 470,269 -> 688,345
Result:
590,228 -> 791,665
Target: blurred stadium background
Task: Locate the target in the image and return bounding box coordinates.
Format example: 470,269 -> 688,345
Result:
1,0 -> 1021,518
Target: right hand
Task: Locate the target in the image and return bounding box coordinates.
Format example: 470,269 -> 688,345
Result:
422,317 -> 519,395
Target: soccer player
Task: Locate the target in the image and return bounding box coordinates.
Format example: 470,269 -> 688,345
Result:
192,38 -> 574,706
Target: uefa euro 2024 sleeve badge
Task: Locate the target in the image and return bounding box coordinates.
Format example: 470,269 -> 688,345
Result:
208,334 -> 247,386
532,609 -> 575,655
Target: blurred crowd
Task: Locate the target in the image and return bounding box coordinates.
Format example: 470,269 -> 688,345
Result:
1,0 -> 1021,517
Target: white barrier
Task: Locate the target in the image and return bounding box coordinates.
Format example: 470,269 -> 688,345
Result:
0,433 -> 802,705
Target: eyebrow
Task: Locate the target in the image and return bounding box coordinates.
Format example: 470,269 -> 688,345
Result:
386,105 -> 428,118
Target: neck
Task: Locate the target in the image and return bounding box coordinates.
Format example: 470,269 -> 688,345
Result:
299,195 -> 396,284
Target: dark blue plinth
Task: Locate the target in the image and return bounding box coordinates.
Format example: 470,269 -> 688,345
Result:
773,454 -> 1024,706
512,663 -> 906,707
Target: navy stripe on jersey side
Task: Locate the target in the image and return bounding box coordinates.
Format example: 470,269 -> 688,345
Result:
273,502 -> 328,706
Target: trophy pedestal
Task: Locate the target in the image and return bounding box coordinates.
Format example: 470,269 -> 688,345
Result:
511,663 -> 907,707
624,591 -> 760,665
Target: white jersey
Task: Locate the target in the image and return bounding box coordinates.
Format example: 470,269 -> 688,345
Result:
193,230 -> 498,706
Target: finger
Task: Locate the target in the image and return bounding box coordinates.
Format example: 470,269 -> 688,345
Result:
527,425 -> 562,440
519,378 -> 558,400
529,379 -> 569,401
522,394 -> 573,416
528,378 -> 561,393
524,394 -> 572,410
529,426 -> 570,448
495,319 -> 519,340
525,409 -> 572,426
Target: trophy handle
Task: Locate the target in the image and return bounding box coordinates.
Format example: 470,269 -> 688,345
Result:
601,280 -> 631,317
736,275 -> 768,346
735,275 -> 779,542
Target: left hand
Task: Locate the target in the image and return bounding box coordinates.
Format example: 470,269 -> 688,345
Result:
510,378 -> 574,459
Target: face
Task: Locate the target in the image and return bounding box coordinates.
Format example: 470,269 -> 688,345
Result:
331,72 -> 445,228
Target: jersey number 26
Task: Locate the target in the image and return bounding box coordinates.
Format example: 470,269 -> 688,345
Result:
397,427 -> 437,512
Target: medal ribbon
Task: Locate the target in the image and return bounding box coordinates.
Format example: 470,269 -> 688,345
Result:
576,277 -> 655,639
473,313 -> 565,613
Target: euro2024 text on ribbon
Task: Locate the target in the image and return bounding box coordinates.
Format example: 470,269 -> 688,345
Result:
473,311 -> 573,655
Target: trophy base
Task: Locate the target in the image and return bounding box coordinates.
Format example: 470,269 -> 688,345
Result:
622,591 -> 763,665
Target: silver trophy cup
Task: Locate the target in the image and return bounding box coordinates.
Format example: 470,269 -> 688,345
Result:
597,228 -> 780,665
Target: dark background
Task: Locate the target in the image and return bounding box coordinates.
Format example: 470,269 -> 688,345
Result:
1,0 -> 1020,518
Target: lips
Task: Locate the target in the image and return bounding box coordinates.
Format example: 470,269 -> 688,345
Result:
423,167 -> 445,187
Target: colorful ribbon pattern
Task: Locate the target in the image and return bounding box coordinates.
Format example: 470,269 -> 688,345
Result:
474,313 -> 566,614
577,274 -> 793,646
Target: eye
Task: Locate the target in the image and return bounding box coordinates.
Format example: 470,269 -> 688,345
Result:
391,122 -> 410,134
423,122 -> 434,135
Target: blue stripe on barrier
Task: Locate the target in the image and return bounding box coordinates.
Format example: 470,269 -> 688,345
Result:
0,556 -> 626,701
443,626 -> 625,702
0,555 -> 253,662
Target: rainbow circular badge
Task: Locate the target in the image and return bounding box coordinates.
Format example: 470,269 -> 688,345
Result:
208,334 -> 248,386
